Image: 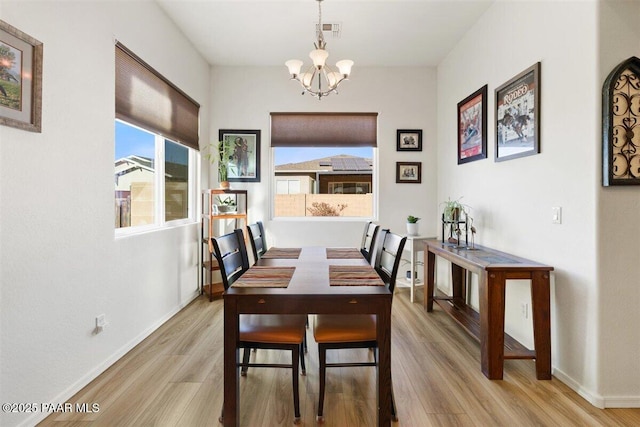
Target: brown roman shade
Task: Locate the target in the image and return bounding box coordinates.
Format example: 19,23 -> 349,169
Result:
115,42 -> 200,151
270,112 -> 378,147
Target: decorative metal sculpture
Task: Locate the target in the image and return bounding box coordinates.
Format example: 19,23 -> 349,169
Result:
603,56 -> 640,186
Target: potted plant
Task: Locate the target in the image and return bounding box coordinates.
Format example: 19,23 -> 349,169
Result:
406,215 -> 420,236
206,140 -> 235,189
440,197 -> 474,245
215,196 -> 237,214
441,197 -> 469,222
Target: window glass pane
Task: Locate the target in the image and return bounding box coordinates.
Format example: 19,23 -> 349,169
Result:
115,121 -> 155,228
274,147 -> 374,217
165,139 -> 190,221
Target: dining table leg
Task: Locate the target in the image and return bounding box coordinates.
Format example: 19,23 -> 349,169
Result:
376,301 -> 392,426
223,297 -> 239,427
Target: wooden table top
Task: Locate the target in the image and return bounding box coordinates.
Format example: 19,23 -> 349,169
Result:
224,246 -> 392,296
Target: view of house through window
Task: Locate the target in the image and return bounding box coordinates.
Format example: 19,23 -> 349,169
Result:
273,147 -> 375,217
115,120 -> 194,229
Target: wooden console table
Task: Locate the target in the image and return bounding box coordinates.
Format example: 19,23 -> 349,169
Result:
423,238 -> 553,380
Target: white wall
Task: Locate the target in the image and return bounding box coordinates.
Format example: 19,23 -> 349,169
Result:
209,66 -> 438,247
597,0 -> 640,406
0,1 -> 210,426
436,0 -> 613,406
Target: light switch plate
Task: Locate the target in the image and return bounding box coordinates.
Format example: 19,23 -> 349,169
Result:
552,207 -> 562,224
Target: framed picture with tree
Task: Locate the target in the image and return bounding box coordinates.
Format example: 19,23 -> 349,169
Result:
0,20 -> 43,132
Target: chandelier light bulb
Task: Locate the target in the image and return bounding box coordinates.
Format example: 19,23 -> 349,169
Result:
335,59 -> 354,77
285,59 -> 303,76
309,49 -> 329,69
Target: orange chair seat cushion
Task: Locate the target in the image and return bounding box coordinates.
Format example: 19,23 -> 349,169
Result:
313,314 -> 377,343
239,314 -> 307,344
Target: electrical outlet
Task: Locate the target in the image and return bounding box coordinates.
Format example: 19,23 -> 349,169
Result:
520,303 -> 529,319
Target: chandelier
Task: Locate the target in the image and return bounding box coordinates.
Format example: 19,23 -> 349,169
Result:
285,0 -> 354,100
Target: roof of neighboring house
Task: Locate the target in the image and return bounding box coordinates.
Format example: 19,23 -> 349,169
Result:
275,154 -> 372,173
115,155 -> 187,180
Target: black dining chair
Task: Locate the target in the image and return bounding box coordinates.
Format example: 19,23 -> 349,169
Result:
247,221 -> 309,353
212,229 -> 308,424
313,229 -> 406,422
247,221 -> 267,263
360,221 -> 380,263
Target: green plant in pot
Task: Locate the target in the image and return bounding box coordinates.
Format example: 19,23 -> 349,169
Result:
441,197 -> 469,222
215,195 -> 237,214
406,215 -> 420,236
206,140 -> 236,189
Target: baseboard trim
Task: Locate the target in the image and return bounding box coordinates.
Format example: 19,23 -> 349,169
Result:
554,368 -> 640,407
19,290 -> 200,427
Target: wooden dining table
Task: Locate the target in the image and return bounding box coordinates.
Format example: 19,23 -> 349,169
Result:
222,246 -> 393,426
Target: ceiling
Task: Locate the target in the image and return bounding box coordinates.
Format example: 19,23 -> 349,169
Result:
156,0 -> 494,68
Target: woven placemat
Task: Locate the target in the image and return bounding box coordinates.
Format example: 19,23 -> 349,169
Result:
326,248 -> 364,259
329,265 -> 384,286
232,266 -> 296,288
260,248 -> 302,259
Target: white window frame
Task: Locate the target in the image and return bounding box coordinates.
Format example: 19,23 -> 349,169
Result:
115,119 -> 199,237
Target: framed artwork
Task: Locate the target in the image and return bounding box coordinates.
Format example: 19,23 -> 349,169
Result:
602,56 -> 640,186
458,85 -> 487,164
396,129 -> 422,151
495,62 -> 541,162
218,129 -> 261,182
396,162 -> 421,184
0,20 -> 43,133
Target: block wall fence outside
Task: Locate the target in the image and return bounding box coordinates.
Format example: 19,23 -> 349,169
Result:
275,194 -> 373,217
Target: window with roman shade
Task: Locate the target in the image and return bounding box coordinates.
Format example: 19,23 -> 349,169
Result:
114,42 -> 199,232
270,112 -> 378,219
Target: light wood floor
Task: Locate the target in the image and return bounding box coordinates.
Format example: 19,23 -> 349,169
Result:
39,288 -> 640,427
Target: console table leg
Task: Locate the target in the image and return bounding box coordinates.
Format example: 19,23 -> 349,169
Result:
480,271 -> 506,380
425,250 -> 435,312
531,270 -> 552,379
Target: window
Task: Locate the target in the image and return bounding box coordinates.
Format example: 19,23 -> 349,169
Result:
115,43 -> 200,232
271,113 -> 377,219
115,120 -> 197,230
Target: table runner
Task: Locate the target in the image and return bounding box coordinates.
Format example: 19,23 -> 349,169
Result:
231,266 -> 296,288
326,247 -> 364,259
329,265 -> 384,286
260,248 -> 302,259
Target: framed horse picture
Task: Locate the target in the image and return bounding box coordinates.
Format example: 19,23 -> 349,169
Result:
495,62 -> 541,162
218,129 -> 261,182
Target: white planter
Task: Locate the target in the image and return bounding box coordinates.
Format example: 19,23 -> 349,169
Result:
406,222 -> 419,236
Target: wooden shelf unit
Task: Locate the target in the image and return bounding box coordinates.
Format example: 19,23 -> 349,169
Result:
200,189 -> 248,301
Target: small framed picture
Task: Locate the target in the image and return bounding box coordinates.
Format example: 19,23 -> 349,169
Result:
218,129 -> 261,182
0,20 -> 43,133
495,62 -> 541,162
458,85 -> 487,164
396,162 -> 422,184
396,129 -> 422,151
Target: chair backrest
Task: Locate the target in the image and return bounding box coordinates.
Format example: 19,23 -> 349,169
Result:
373,231 -> 407,294
211,229 -> 250,290
360,222 -> 380,263
247,221 -> 267,262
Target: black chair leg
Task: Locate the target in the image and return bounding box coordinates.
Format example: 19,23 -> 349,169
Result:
292,345 -> 301,424
299,343 -> 306,375
317,345 -> 327,422
240,347 -> 250,376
